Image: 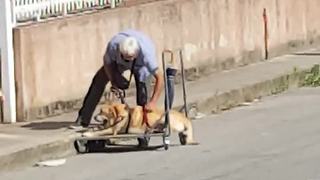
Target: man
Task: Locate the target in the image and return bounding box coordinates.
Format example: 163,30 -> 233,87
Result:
70,29 -> 163,129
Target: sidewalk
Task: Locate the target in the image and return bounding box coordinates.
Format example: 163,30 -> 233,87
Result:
1,48 -> 320,171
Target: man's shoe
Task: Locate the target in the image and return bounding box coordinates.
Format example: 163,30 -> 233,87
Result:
68,123 -> 88,130
69,116 -> 88,130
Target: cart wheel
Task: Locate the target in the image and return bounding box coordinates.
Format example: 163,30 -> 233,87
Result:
74,140 -> 88,154
138,137 -> 150,148
163,137 -> 170,150
87,140 -> 107,152
179,132 -> 187,145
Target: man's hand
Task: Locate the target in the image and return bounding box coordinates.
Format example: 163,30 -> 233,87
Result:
0,91 -> 4,103
0,96 -> 4,103
110,86 -> 120,93
145,100 -> 157,111
110,86 -> 127,100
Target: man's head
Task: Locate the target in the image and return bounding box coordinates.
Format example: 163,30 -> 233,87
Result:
119,37 -> 139,62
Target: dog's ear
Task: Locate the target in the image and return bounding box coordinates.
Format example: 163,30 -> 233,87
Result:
113,104 -> 127,117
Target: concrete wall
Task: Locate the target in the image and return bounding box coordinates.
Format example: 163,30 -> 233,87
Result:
13,0 -> 320,121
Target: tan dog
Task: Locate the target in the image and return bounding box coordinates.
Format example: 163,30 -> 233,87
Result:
83,102 -> 198,145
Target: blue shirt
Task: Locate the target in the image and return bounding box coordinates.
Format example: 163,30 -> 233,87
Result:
104,29 -> 158,82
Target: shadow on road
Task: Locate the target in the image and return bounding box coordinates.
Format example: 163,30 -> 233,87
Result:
76,141 -> 182,154
21,121 -> 73,130
292,52 -> 320,56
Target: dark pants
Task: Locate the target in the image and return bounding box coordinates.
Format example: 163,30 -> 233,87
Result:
77,65 -> 149,126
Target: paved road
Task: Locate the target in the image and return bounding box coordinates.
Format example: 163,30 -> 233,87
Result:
2,87 -> 320,180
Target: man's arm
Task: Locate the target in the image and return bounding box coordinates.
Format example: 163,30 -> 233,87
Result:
146,69 -> 163,110
103,60 -> 115,85
103,44 -> 118,87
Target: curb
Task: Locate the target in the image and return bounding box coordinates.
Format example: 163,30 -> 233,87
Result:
189,69 -> 308,115
0,135 -> 78,172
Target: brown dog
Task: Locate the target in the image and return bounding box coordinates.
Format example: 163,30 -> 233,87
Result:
83,102 -> 198,145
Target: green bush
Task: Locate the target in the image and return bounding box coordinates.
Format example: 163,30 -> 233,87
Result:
304,64 -> 320,87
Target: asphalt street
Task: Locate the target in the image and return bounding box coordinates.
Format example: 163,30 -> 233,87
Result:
2,87 -> 320,180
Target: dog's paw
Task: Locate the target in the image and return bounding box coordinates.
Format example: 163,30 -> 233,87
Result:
82,132 -> 94,137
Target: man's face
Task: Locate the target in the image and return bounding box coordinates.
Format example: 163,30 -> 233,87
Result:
121,53 -> 136,62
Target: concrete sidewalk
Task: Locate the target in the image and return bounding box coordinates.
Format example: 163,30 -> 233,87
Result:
1,48 -> 320,172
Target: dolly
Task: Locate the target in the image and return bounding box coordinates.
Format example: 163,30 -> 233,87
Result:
74,50 -> 189,153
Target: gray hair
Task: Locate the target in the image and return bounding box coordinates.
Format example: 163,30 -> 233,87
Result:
119,37 -> 139,56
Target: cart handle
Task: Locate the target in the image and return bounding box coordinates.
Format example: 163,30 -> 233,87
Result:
162,49 -> 174,65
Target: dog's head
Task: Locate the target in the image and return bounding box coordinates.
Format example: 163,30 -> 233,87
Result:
94,103 -> 129,128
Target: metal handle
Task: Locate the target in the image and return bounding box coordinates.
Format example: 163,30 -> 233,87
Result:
162,49 -> 174,65
179,50 -> 188,117
162,50 -> 172,137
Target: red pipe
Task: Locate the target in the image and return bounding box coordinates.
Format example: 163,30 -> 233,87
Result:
263,8 -> 269,60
